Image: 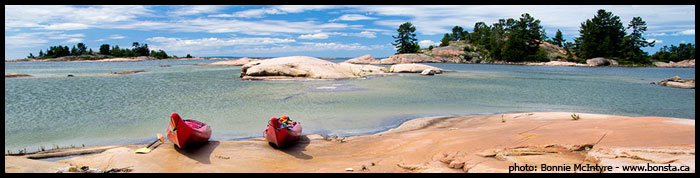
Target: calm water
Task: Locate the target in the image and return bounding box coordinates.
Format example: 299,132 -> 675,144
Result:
4,59 -> 695,151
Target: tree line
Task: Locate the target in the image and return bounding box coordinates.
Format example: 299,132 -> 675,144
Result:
392,9 -> 693,64
29,42 -> 192,60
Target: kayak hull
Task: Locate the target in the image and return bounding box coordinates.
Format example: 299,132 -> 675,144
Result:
264,122 -> 302,148
166,113 -> 212,149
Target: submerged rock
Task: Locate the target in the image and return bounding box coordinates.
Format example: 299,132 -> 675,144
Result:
657,76 -> 695,89
389,63 -> 445,74
203,57 -> 261,66
109,70 -> 146,75
5,72 -> 32,78
420,68 -> 436,76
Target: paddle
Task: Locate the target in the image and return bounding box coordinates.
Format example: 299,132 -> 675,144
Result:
135,133 -> 165,154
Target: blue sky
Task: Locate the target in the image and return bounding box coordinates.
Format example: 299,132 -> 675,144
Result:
4,5 -> 696,60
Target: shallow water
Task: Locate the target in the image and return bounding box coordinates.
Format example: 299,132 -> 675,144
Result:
4,59 -> 695,151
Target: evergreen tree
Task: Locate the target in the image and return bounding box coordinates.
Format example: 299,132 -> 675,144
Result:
451,26 -> 465,41
100,44 -> 111,55
186,54 -> 193,58
77,43 -> 87,55
71,45 -> 79,56
552,29 -> 565,47
111,45 -> 122,57
392,22 -> 420,54
440,33 -> 451,47
502,13 -> 547,62
575,9 -> 626,59
622,17 -> 654,64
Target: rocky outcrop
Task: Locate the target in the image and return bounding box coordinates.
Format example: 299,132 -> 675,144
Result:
653,59 -> 695,68
586,57 -> 618,66
5,72 -> 32,78
109,70 -> 146,75
526,61 -> 588,66
374,54 -> 443,65
201,57 -> 261,66
389,64 -> 446,74
657,76 -> 695,89
432,46 -> 465,57
538,41 -> 567,59
420,68 -> 437,75
241,56 -> 362,80
337,62 -> 390,77
343,55 -> 380,64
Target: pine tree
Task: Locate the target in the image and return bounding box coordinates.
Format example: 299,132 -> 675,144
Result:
440,33 -> 451,47
392,22 -> 420,54
622,17 -> 654,64
575,9 -> 626,59
552,29 -> 565,47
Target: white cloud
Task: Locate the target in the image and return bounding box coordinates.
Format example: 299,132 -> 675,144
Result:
355,31 -> 377,38
5,33 -> 50,48
332,14 -> 377,21
5,5 -> 153,31
63,38 -> 84,43
5,32 -> 85,48
234,42 -> 385,54
146,36 -> 297,53
46,33 -> 85,40
168,5 -> 227,16
109,34 -> 126,39
112,18 -> 354,36
646,39 -> 662,44
647,32 -> 668,37
299,33 -> 330,40
673,29 -> 695,36
298,31 -> 377,40
209,5 -> 337,18
419,40 -> 439,47
44,23 -> 90,30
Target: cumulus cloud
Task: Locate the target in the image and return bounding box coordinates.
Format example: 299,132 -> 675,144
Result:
145,36 -> 297,53
5,5 -> 153,31
419,40 -> 439,47
63,38 -> 84,43
299,33 -> 330,40
331,14 -> 377,21
168,5 -> 227,16
234,42 -> 386,54
298,31 -> 377,40
646,39 -> 662,44
5,33 -> 50,48
109,34 -> 126,39
44,23 -> 90,30
209,5 -> 337,18
673,29 -> 695,36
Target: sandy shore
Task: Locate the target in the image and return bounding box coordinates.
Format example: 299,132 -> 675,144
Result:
5,112 -> 694,173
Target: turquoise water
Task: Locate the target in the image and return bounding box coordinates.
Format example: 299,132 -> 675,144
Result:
4,59 -> 695,152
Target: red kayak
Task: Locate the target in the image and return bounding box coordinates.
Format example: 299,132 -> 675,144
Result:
264,116 -> 302,148
166,113 -> 212,149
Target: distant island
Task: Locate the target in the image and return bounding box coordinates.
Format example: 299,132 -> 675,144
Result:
13,42 -> 200,62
